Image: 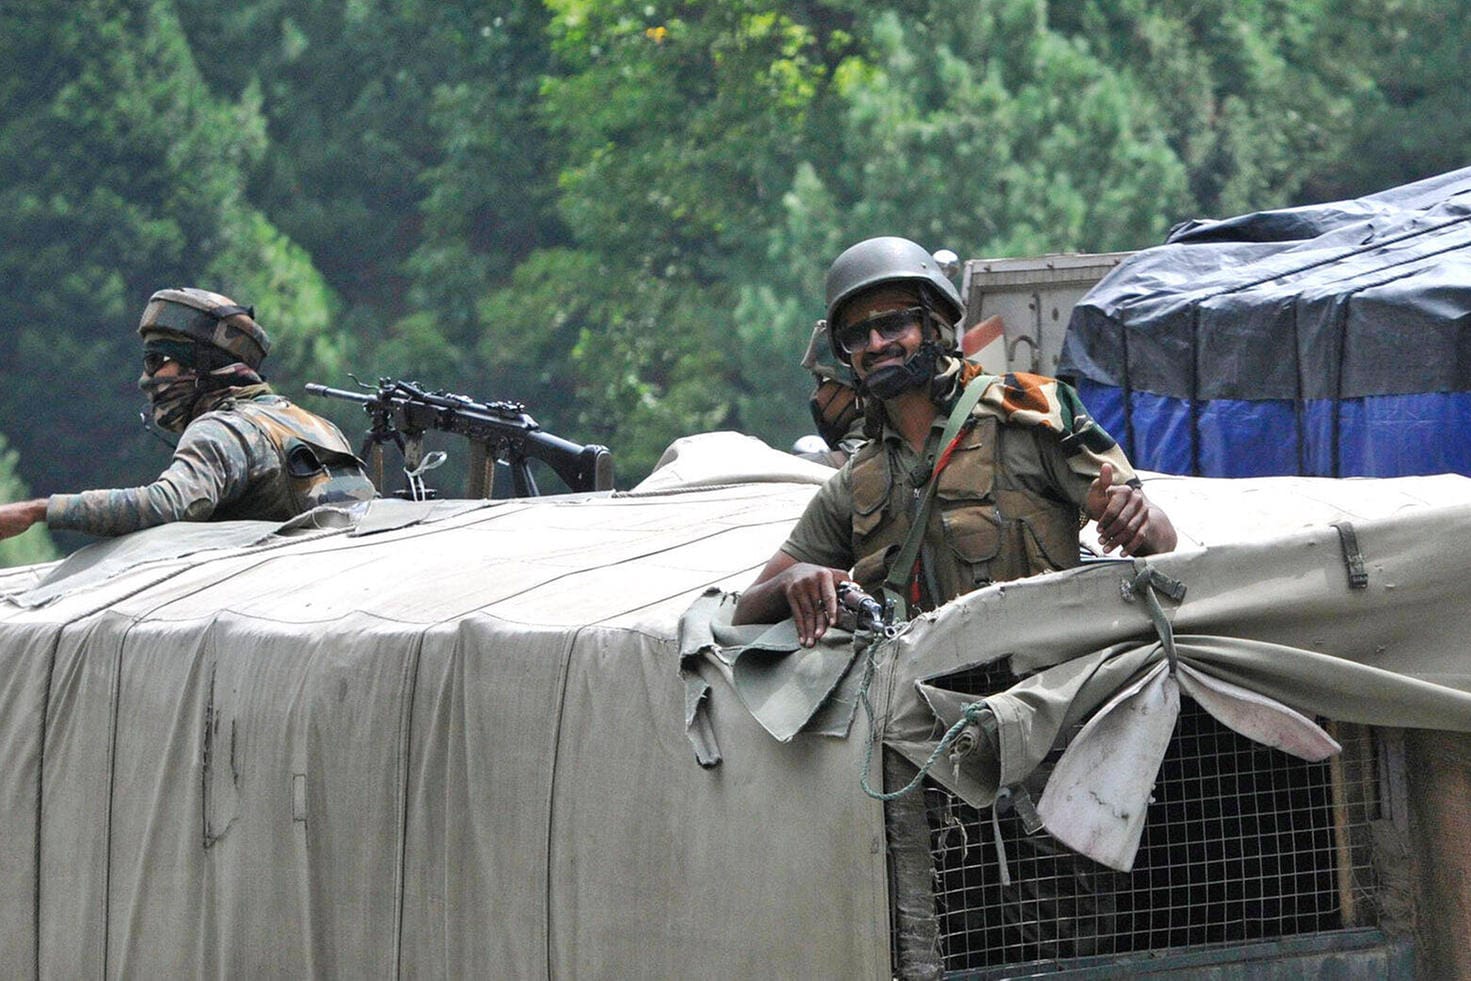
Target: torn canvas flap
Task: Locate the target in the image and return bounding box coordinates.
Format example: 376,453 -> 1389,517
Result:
273,501 -> 370,535
676,588 -> 736,765
797,629 -> 878,739
1171,634 -> 1471,733
675,588 -> 867,754
348,497 -> 498,537
676,588 -> 729,655
1036,661 -> 1180,872
727,620 -> 861,743
910,682 -> 1002,805
1175,661 -> 1340,761
1032,652 -> 1349,872
682,665 -> 721,769
896,629 -> 1471,872
677,588 -> 805,666
889,641 -> 1162,809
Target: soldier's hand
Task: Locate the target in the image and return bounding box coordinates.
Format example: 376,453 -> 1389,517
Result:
1087,463 -> 1151,555
771,562 -> 849,647
0,499 -> 47,541
732,551 -> 850,647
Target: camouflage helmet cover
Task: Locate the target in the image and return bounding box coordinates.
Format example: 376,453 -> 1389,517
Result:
138,287 -> 271,370
823,236 -> 965,358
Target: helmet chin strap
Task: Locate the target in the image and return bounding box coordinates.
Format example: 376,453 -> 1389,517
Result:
858,341 -> 944,401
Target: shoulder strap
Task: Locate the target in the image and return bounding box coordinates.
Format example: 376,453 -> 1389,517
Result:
881,375 -> 995,618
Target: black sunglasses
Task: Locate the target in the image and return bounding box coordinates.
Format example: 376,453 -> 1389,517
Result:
834,306 -> 925,356
142,352 -> 177,375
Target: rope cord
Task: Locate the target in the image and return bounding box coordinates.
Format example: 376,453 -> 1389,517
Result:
1125,564 -> 1186,673
855,641 -> 987,802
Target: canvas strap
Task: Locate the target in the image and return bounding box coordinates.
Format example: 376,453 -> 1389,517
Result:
881,375 -> 995,619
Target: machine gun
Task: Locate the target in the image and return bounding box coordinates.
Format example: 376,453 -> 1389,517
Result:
306,377 -> 613,500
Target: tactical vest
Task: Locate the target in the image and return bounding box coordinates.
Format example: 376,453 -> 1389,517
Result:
847,414 -> 1082,609
229,400 -> 376,513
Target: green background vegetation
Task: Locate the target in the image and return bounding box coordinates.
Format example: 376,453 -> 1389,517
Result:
1,0 -> 1464,564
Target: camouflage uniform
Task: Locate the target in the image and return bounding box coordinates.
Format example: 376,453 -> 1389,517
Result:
48,387 -> 374,537
780,368 -> 1139,612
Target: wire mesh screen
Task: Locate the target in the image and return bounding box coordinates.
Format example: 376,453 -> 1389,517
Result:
912,668 -> 1381,974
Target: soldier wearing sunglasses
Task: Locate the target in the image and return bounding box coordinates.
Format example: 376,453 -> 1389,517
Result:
734,237 -> 1175,646
0,288 -> 373,544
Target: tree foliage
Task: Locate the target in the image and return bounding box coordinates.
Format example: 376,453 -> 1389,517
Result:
1061,0 -> 1394,215
0,0 -> 1463,513
0,433 -> 57,568
0,0 -> 336,496
1298,0 -> 1471,202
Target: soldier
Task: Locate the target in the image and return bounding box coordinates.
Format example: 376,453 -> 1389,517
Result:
0,288 -> 375,542
734,236 -> 1176,645
791,319 -> 866,468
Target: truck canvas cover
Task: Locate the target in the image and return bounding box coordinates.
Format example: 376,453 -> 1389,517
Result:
2,432 -> 1470,976
1061,167 -> 1471,478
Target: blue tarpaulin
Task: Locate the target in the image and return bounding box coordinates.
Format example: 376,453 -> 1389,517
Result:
1060,168 -> 1471,477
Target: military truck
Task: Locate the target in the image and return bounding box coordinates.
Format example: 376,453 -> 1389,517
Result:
4,171 -> 1470,978
1,427 -> 1468,977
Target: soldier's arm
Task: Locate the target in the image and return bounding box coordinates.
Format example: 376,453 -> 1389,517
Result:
1020,414 -> 1177,558
0,499 -> 47,540
732,463 -> 856,645
46,418 -> 257,537
732,551 -> 852,648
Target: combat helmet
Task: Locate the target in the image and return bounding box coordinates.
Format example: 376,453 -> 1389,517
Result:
823,236 -> 964,361
137,288 -> 271,370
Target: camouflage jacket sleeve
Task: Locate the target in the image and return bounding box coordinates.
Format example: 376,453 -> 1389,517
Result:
46,417 -> 270,537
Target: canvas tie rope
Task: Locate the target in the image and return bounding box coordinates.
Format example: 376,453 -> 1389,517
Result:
1122,563 -> 1188,673
856,644 -> 986,802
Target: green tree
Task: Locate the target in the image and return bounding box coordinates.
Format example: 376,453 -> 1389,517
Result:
2,0 -> 1448,497
734,0 -> 1193,450
176,0 -> 567,389
817,1 -> 1190,251
1060,0 -> 1392,215
0,0 -> 339,497
1298,0 -> 1471,202
502,0 -> 861,474
0,433 -> 57,568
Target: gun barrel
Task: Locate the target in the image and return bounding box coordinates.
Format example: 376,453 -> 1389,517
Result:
304,383 -> 374,405
837,580 -> 898,637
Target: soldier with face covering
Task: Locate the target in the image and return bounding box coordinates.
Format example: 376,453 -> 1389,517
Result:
734,237 -> 1176,646
0,288 -> 375,543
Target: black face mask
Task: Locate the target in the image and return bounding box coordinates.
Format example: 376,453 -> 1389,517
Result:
860,341 -> 942,400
